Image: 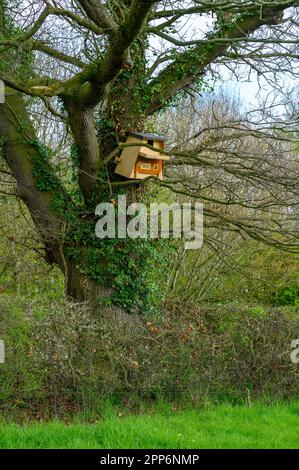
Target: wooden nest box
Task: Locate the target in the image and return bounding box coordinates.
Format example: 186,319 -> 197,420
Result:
115,132 -> 169,180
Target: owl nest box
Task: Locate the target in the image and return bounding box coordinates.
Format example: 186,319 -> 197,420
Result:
115,132 -> 169,180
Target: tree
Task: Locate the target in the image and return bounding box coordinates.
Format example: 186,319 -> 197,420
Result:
0,1 -> 298,310
154,92 -> 299,303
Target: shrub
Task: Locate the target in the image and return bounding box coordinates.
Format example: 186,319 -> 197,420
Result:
0,297 -> 298,419
271,284 -> 299,307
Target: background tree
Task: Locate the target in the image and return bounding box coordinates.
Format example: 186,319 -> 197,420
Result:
151,92 -> 298,304
0,0 -> 298,310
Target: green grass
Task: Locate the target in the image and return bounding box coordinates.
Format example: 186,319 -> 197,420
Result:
0,402 -> 298,449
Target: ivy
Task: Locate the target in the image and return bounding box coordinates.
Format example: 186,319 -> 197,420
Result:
30,140 -> 61,192
50,182 -> 174,315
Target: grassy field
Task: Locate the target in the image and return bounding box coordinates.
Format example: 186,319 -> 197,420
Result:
0,402 -> 298,449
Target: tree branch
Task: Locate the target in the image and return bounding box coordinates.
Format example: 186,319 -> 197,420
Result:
147,4 -> 295,114
76,0 -> 117,33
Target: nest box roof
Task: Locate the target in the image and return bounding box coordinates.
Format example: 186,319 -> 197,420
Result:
128,132 -> 166,142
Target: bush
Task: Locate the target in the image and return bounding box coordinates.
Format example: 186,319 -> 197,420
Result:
271,284 -> 299,307
0,297 -> 298,419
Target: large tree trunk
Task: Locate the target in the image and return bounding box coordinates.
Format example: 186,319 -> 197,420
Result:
0,90 -> 152,314
65,261 -> 102,303
0,9 -> 154,311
